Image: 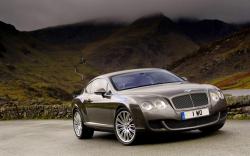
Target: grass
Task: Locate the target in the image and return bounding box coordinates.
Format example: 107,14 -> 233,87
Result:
227,114 -> 250,120
211,72 -> 250,89
0,35 -> 99,105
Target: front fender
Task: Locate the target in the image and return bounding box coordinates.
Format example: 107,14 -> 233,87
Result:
72,98 -> 88,122
211,98 -> 228,113
129,104 -> 147,131
111,94 -> 147,130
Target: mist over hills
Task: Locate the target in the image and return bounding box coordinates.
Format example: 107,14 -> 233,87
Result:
29,14 -> 240,69
30,14 -> 239,45
0,14 -> 249,104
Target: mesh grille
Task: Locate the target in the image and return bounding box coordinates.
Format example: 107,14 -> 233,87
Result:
172,95 -> 193,109
191,93 -> 208,107
172,93 -> 208,109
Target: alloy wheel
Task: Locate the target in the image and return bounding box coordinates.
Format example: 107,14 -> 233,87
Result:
73,111 -> 82,137
115,110 -> 136,144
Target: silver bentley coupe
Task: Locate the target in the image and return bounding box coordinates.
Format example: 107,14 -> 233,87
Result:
72,68 -> 227,145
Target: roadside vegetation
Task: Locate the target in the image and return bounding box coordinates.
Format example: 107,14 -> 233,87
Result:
225,95 -> 250,120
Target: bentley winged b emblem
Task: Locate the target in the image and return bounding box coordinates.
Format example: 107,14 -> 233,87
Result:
184,89 -> 192,93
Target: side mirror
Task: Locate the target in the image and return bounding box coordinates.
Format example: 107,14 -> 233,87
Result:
94,88 -> 106,95
182,77 -> 188,81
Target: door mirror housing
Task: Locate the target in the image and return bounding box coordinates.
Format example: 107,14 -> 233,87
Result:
182,77 -> 188,81
94,88 -> 106,95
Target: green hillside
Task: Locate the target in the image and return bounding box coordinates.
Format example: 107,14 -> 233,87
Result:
0,21 -> 98,105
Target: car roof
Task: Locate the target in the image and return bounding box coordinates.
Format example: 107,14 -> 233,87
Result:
95,68 -> 166,79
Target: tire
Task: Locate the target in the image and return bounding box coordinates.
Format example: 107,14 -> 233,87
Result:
73,109 -> 94,139
114,108 -> 137,145
199,122 -> 225,133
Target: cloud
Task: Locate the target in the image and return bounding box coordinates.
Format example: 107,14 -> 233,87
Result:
0,0 -> 250,31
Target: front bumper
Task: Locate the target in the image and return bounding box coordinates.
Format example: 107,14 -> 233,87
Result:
131,99 -> 227,132
146,110 -> 227,132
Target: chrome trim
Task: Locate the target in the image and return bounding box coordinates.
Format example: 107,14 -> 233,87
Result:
189,94 -> 195,107
84,122 -> 113,128
169,89 -> 210,111
184,89 -> 192,93
73,111 -> 82,137
162,112 -> 220,131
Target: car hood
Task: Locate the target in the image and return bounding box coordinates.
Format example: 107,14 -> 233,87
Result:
118,82 -> 217,98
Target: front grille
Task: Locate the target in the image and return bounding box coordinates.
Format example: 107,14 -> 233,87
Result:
172,93 -> 208,109
164,113 -> 219,129
172,95 -> 193,109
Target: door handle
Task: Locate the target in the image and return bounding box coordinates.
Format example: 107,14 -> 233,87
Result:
85,99 -> 93,103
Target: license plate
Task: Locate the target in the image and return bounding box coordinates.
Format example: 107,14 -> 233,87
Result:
181,108 -> 209,120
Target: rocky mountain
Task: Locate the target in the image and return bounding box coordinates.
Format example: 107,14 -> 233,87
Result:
0,14 -> 247,105
29,14 -> 239,71
172,28 -> 250,89
30,21 -> 124,44
81,14 -> 199,70
177,18 -> 238,44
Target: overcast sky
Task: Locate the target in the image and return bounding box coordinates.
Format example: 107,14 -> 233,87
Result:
0,0 -> 250,31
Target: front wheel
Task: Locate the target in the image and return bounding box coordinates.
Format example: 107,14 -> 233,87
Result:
114,108 -> 137,145
73,109 -> 94,139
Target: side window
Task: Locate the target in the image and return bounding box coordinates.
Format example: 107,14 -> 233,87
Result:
85,82 -> 93,93
92,79 -> 108,93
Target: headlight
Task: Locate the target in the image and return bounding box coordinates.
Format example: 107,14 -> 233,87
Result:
141,99 -> 168,111
153,99 -> 167,109
218,90 -> 225,99
209,90 -> 224,102
141,102 -> 154,111
210,92 -> 219,102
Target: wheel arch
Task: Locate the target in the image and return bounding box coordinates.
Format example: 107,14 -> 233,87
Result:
114,103 -> 146,130
72,98 -> 87,123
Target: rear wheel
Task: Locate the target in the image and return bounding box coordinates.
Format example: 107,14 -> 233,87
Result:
199,122 -> 225,133
114,108 -> 137,145
73,109 -> 94,139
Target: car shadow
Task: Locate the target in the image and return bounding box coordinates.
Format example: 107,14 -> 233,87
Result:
93,130 -> 230,145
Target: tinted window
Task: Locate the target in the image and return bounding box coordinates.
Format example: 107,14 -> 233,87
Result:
111,70 -> 183,91
92,79 -> 108,93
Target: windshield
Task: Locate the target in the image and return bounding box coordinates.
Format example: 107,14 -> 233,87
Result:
110,70 -> 183,91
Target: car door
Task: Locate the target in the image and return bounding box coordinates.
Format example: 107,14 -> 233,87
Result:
84,78 -> 115,126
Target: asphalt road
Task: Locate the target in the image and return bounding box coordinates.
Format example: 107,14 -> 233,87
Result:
0,120 -> 250,156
